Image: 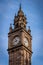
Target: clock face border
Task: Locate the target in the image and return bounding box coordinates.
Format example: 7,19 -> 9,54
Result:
24,37 -> 29,47
13,36 -> 20,46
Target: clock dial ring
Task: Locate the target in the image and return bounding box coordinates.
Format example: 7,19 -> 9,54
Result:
13,36 -> 20,45
24,37 -> 28,47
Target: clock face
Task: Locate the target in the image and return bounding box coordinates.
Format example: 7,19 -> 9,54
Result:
24,38 -> 28,47
21,23 -> 24,27
13,37 -> 20,45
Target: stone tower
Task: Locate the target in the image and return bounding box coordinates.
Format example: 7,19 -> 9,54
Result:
7,4 -> 32,65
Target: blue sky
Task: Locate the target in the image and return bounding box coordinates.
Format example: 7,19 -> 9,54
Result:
0,0 -> 43,65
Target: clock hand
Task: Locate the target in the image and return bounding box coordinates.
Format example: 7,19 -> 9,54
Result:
15,40 -> 17,42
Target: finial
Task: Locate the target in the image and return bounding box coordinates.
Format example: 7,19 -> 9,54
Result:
15,13 -> 16,17
28,26 -> 30,30
28,26 -> 31,33
9,23 -> 13,32
10,23 -> 12,28
19,3 -> 21,10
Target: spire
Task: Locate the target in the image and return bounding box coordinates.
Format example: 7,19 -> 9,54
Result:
19,3 -> 21,10
14,4 -> 27,29
17,3 -> 24,16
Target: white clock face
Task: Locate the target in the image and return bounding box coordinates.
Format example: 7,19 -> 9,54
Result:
24,38 -> 28,47
13,37 -> 20,45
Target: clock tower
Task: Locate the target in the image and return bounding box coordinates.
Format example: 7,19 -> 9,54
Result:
7,4 -> 32,65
